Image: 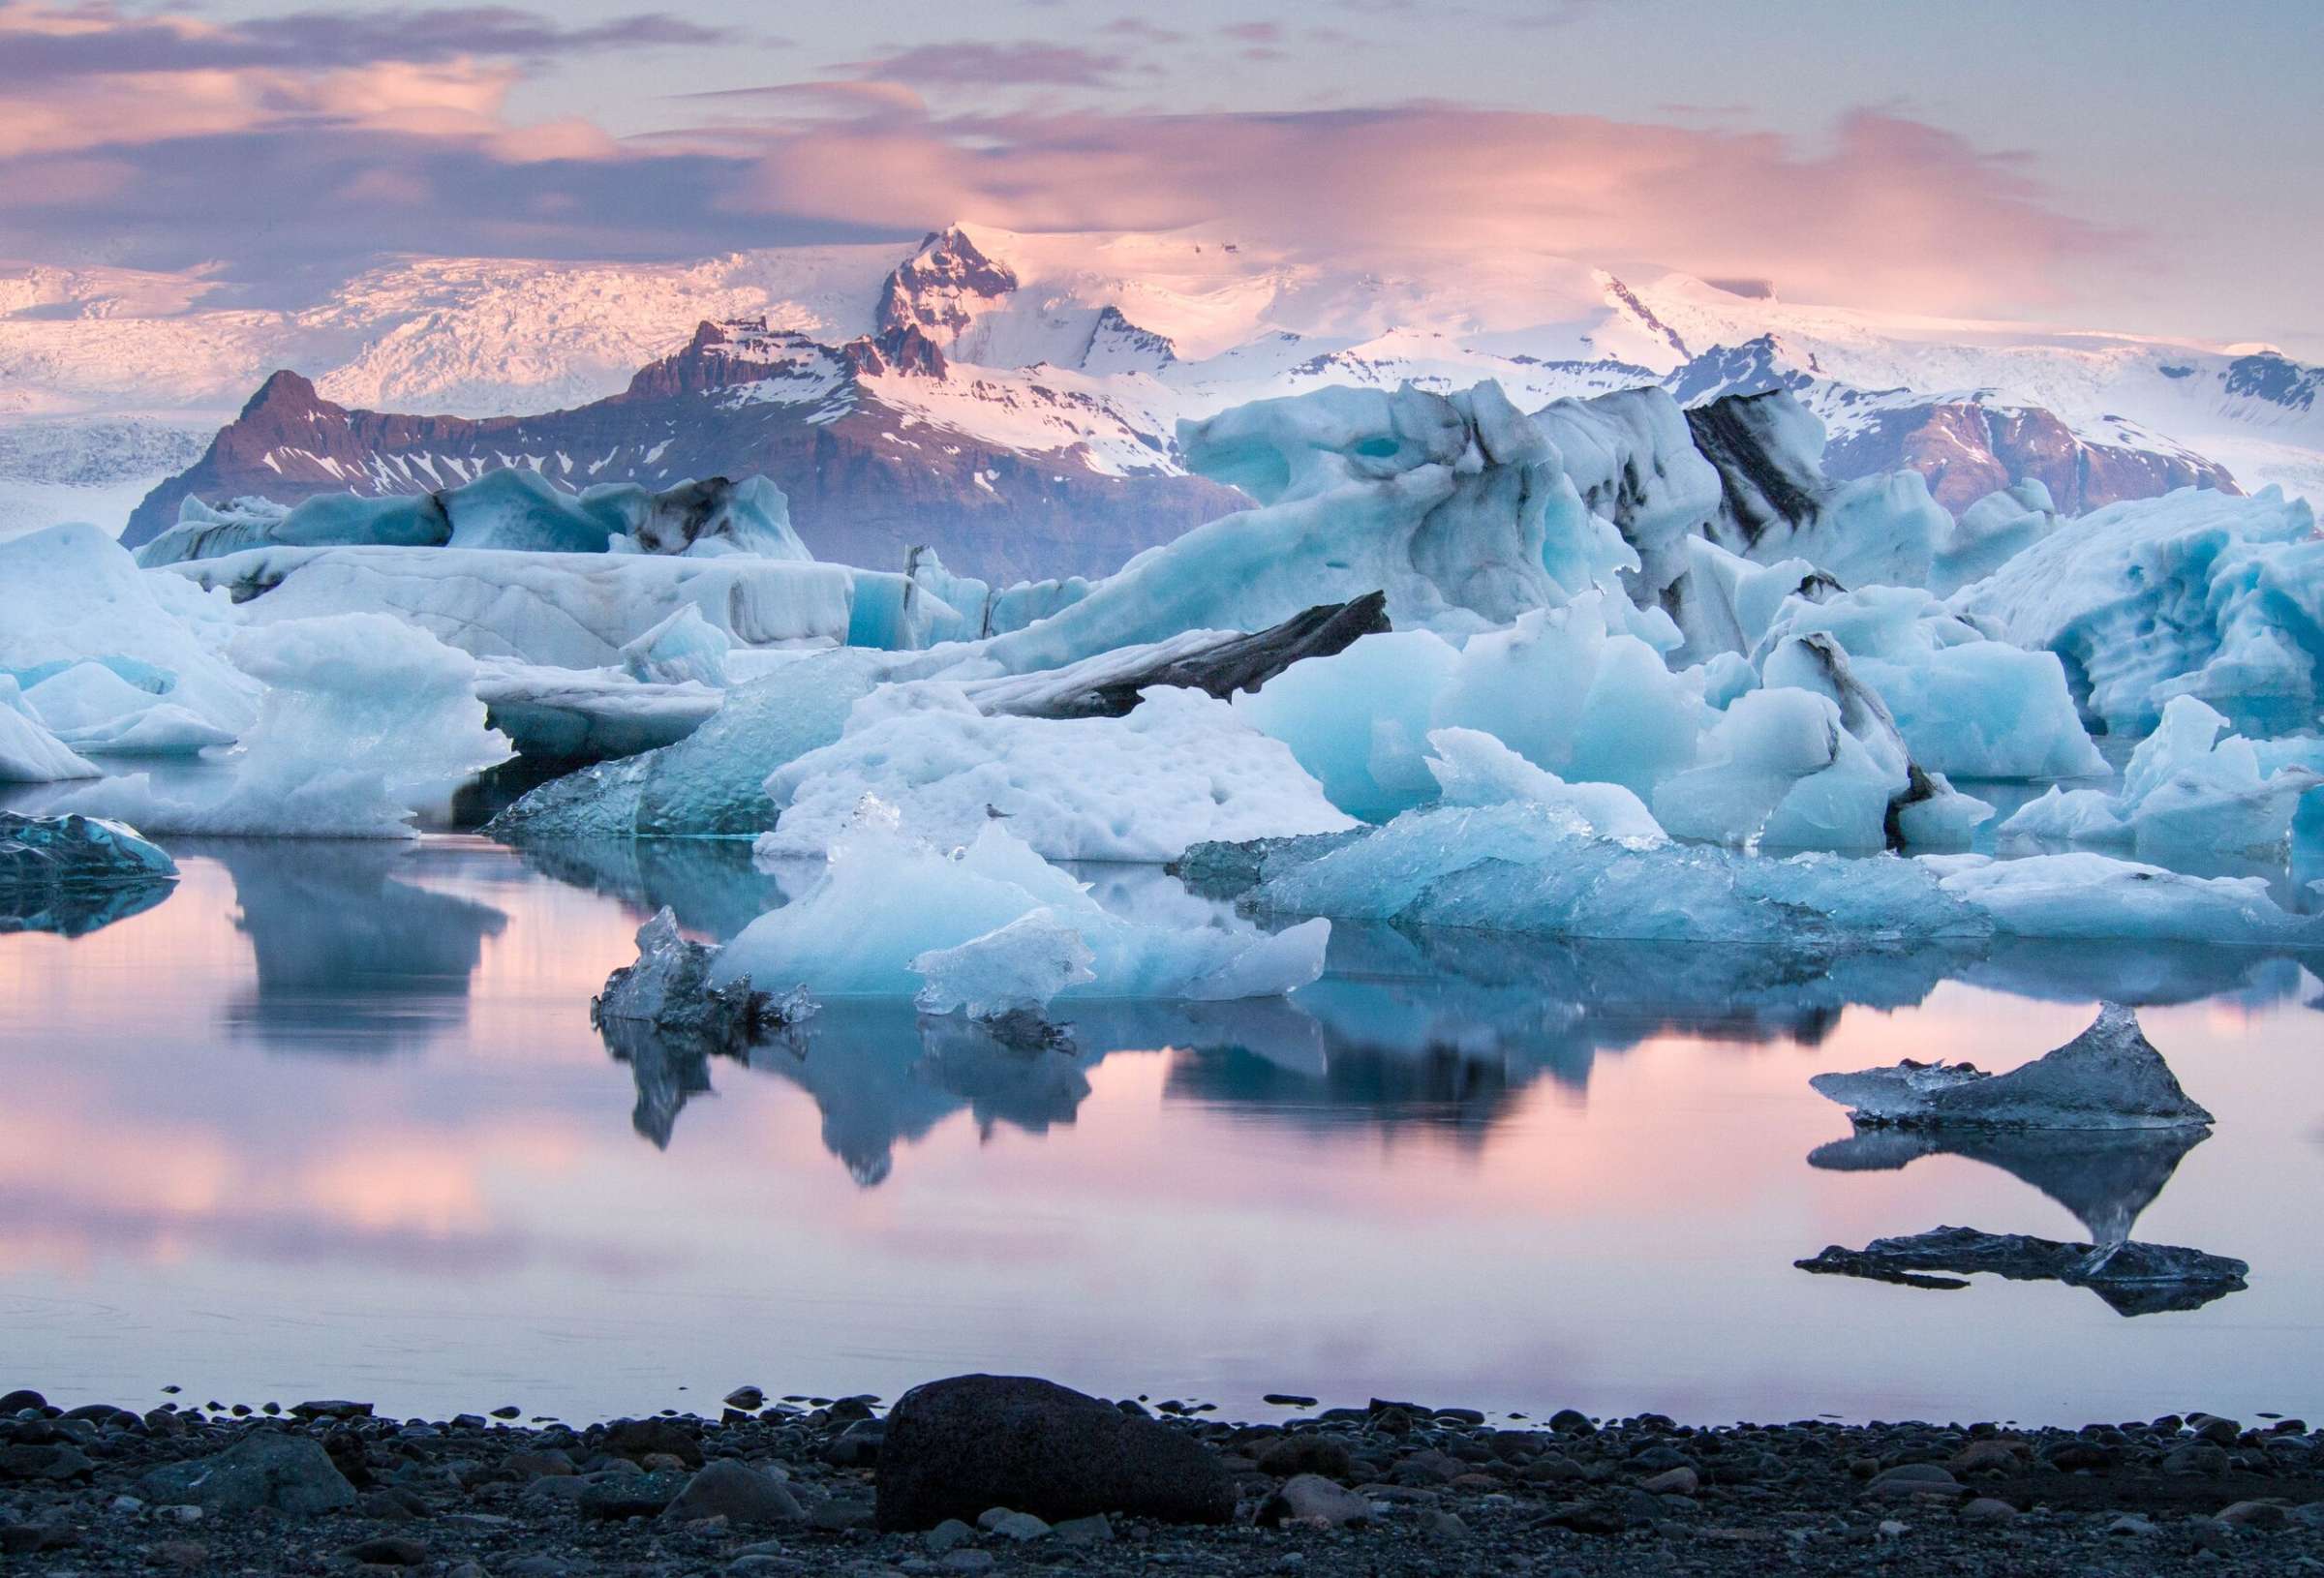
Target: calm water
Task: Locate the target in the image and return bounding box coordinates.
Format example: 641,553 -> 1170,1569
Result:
2,835 -> 2320,1427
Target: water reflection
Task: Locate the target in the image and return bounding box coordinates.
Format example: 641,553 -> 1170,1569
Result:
0,877 -> 173,938
1809,1128 -> 2208,1245
198,840 -> 508,1053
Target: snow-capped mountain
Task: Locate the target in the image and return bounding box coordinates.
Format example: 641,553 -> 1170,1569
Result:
9,222 -> 2320,550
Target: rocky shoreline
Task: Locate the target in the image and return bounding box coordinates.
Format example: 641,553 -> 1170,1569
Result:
6,1375 -> 2324,1575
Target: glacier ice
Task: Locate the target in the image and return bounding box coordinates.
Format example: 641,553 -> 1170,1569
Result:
1755,584 -> 2105,780
0,810 -> 177,890
1920,850 -> 2324,943
1810,1004 -> 2213,1130
0,678 -> 100,783
619,604 -> 733,687
594,906 -> 814,1047
2000,695 -> 2322,857
1950,485 -> 2323,737
0,523 -> 260,746
61,614 -> 512,837
473,660 -> 721,762
714,807 -> 1330,1013
758,684 -> 1356,862
1531,385 -> 1722,606
1930,479 -> 2059,597
165,544 -> 860,668
137,471 -> 810,566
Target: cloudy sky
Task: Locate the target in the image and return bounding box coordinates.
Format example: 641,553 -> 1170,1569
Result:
5,0 -> 2318,354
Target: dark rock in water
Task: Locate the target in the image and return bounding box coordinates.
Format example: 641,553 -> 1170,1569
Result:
1808,1123 -> 2207,1244
1016,592 -> 1391,719
1811,1005 -> 2212,1132
290,1400 -> 373,1421
875,1374 -> 1234,1531
0,813 -> 178,936
1796,1225 -> 2248,1316
134,1432 -> 358,1514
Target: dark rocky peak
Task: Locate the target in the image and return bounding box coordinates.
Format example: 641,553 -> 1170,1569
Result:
2223,349 -> 2320,412
236,368 -> 334,424
1081,306 -> 1177,373
876,225 -> 1020,343
625,319 -> 849,400
1665,335 -> 1819,407
1599,274 -> 1689,359
841,323 -> 949,380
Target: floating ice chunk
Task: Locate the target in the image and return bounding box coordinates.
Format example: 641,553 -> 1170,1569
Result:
164,544 -> 858,667
0,811 -> 176,891
1811,1004 -> 2213,1130
1757,585 -> 2105,780
0,679 -> 99,782
1922,851 -> 2324,943
1652,686 -> 1848,846
138,471 -> 810,566
1950,485 -> 2323,737
1999,696 -> 2321,857
759,684 -> 1355,862
61,614 -> 512,837
619,604 -> 732,687
1421,727 -> 1666,844
1795,1226 -> 2247,1317
1229,630 -> 1459,820
714,811 -> 1329,1010
594,906 -> 812,1047
0,523 -> 259,743
473,660 -> 720,762
18,661 -> 239,755
1931,479 -> 2059,597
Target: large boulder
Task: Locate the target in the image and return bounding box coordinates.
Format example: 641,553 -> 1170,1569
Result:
134,1432 -> 357,1515
874,1375 -> 1234,1531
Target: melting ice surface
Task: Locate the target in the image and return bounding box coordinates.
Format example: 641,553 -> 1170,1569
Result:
1,835 -> 2319,1429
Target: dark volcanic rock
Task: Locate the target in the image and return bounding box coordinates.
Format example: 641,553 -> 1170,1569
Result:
874,1374 -> 1234,1531
599,1416 -> 705,1468
134,1432 -> 358,1515
1018,592 -> 1391,718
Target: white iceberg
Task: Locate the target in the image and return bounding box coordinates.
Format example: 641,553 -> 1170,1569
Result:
1950,485 -> 2322,738
137,471 -> 810,566
714,806 -> 1330,1013
758,684 -> 1356,862
0,678 -> 99,783
0,523 -> 260,746
2001,695 -> 2323,857
1930,479 -> 2060,598
61,613 -> 512,837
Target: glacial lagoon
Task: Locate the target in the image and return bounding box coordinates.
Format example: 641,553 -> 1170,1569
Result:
2,835 -> 2318,1428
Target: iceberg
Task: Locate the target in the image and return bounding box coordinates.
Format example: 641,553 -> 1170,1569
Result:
1809,1004 -> 2213,1130
594,906 -> 813,1049
0,678 -> 99,782
1755,585 -> 2105,780
1683,388 -> 1949,591
2000,695 -> 2321,857
1531,385 -> 1722,606
1949,485 -> 2323,737
1930,479 -> 2060,597
61,614 -> 512,837
473,660 -> 722,763
163,543 -> 859,668
0,811 -> 179,936
0,523 -> 260,746
619,604 -> 733,687
136,471 -> 809,566
713,806 -> 1330,1013
758,684 -> 1356,862
1795,1226 -> 2248,1317
1920,851 -> 2324,943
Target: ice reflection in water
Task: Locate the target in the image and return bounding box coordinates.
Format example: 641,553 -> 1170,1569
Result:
0,835 -> 2318,1424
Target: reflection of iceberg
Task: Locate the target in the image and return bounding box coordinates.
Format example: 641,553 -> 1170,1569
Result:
202,841 -> 508,1052
1808,1127 -> 2206,1244
1796,1226 -> 2248,1317
518,835 -> 795,943
0,812 -> 179,938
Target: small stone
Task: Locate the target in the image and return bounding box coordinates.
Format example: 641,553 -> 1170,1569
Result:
600,1417 -> 704,1468
1262,1474 -> 1372,1529
825,1418 -> 886,1468
136,1434 -> 356,1516
724,1386 -> 766,1411
1418,1508 -> 1469,1540
1547,1409 -> 1595,1435
2164,1441 -> 2230,1475
2193,1416 -> 2243,1444
1876,1518 -> 1909,1539
1950,1441 -> 2022,1473
1641,1466 -> 1698,1496
936,1554 -> 995,1574
924,1519 -> 976,1553
489,1407 -> 520,1421
660,1460 -> 804,1527
1961,1498 -> 2018,1525
2217,1501 -> 2289,1531
338,1535 -> 428,1565
977,1506 -> 1053,1541
1257,1436 -> 1352,1478
290,1400 -> 373,1421
576,1468 -> 689,1519
1054,1512 -> 1115,1546
2108,1513 -> 2160,1537
0,1389 -> 46,1413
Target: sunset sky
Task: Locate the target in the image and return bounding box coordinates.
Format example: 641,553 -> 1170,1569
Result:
4,0 -> 2320,354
